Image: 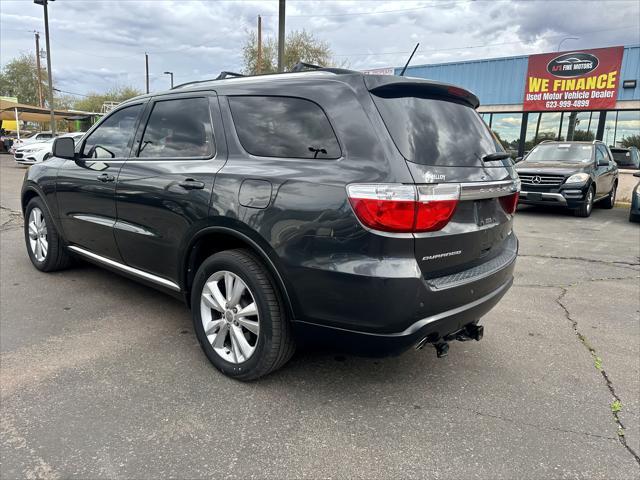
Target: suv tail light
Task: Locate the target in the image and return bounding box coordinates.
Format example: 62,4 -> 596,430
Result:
499,192 -> 519,214
346,183 -> 460,233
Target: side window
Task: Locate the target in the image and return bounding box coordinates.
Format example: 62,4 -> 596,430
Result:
595,146 -> 606,164
38,134 -> 52,140
82,104 -> 142,158
138,97 -> 214,158
228,96 -> 341,159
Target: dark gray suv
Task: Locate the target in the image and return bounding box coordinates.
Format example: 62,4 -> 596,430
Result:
21,66 -> 520,380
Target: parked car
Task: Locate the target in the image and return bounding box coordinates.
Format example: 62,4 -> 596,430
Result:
9,131 -> 56,154
610,146 -> 640,170
21,67 -> 520,380
515,140 -> 618,217
630,172 -> 640,223
14,132 -> 84,165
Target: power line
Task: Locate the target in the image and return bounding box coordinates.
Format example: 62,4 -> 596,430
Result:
334,25 -> 640,57
53,87 -> 89,97
261,1 -> 472,17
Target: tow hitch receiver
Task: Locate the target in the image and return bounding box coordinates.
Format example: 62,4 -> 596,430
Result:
431,325 -> 485,358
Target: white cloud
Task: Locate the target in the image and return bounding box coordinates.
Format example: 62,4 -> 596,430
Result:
1,0 -> 638,96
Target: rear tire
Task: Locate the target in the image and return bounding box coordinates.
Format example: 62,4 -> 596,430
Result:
602,182 -> 617,209
24,197 -> 72,272
191,249 -> 295,381
574,186 -> 594,217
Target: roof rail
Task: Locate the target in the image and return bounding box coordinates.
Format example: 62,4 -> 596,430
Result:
291,62 -> 324,72
172,71 -> 245,90
215,71 -> 245,80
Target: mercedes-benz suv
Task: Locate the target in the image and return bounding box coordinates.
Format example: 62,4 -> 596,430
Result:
21,66 -> 520,380
516,140 -> 618,217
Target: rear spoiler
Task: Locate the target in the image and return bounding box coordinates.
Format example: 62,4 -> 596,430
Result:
364,75 -> 480,109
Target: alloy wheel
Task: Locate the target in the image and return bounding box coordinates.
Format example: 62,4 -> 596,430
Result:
28,207 -> 48,262
586,189 -> 593,214
200,271 -> 260,364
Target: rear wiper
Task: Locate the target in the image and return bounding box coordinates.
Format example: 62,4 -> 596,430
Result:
482,152 -> 511,162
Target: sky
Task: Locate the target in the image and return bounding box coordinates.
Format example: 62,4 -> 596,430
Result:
1,0 -> 639,97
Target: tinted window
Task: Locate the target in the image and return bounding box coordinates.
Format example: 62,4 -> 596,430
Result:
83,104 -> 142,158
596,145 -> 609,164
371,94 -> 501,166
611,149 -> 634,166
37,133 -> 53,139
228,96 -> 340,159
138,97 -> 214,158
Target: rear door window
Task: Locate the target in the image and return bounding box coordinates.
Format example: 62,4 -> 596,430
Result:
228,96 -> 340,159
371,94 -> 501,167
138,97 -> 214,158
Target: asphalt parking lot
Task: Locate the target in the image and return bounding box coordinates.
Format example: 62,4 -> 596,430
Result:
1,153 -> 639,479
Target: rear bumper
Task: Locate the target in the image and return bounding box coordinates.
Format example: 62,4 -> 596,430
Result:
294,276 -> 513,356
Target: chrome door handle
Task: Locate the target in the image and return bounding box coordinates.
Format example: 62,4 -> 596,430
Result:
97,173 -> 115,182
178,179 -> 205,190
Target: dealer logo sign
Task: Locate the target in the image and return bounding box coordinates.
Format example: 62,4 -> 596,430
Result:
547,52 -> 599,78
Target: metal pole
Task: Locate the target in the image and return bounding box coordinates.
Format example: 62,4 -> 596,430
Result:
14,107 -> 20,140
34,32 -> 44,107
145,53 -> 150,94
42,0 -> 56,133
277,0 -> 285,72
170,72 -> 173,88
257,15 -> 262,74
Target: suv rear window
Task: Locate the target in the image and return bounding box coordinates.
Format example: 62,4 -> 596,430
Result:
228,96 -> 340,159
371,94 -> 500,167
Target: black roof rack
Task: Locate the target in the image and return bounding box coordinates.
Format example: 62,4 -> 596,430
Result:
171,64 -> 358,90
215,71 -> 245,80
172,71 -> 245,90
290,62 -> 324,72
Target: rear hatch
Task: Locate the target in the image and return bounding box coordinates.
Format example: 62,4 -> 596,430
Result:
366,76 -> 519,283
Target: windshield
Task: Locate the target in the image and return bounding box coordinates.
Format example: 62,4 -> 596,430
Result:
526,144 -> 593,163
371,94 -> 502,167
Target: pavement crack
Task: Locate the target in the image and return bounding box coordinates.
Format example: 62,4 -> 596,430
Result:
556,287 -> 640,465
469,409 -> 617,441
519,253 -> 640,270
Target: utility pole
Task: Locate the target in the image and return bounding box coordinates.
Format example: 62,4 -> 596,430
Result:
34,31 -> 44,107
277,0 -> 285,72
34,0 -> 56,133
257,15 -> 262,74
145,52 -> 150,94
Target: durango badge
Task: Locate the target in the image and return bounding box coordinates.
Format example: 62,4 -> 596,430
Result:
422,250 -> 462,261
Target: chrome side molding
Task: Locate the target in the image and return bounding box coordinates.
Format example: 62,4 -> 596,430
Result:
67,245 -> 181,292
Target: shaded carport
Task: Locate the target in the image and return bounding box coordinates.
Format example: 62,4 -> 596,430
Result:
0,99 -> 99,139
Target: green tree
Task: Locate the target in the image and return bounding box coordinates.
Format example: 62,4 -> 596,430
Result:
72,86 -> 142,113
0,53 -> 48,105
242,29 -> 336,75
620,134 -> 640,149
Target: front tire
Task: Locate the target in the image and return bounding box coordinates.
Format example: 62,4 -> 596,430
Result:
191,249 -> 295,380
574,186 -> 594,217
601,182 -> 617,209
24,197 -> 72,272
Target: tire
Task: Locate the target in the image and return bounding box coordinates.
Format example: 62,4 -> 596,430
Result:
574,186 -> 594,217
191,249 -> 295,381
601,182 -> 617,209
24,197 -> 72,272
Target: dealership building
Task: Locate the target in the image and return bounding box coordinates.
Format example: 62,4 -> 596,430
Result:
394,45 -> 640,157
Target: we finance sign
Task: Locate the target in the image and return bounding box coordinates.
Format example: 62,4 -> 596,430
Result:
523,46 -> 624,111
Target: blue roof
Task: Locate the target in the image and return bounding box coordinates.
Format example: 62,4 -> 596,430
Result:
395,45 -> 640,106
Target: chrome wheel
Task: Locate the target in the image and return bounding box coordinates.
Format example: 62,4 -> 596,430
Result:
586,189 -> 594,214
28,207 -> 48,262
200,271 -> 259,364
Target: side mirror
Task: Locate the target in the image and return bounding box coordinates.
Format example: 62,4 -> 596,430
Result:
515,156 -> 523,163
633,171 -> 640,178
52,137 -> 76,160
597,156 -> 609,167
